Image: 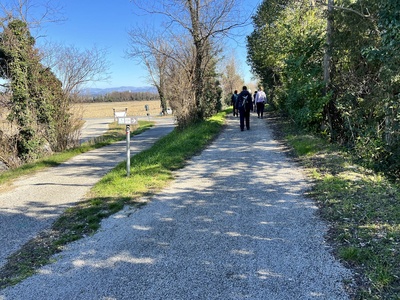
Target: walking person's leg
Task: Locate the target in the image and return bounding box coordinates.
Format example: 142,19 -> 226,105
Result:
260,103 -> 265,118
245,110 -> 250,130
256,102 -> 261,118
239,108 -> 245,131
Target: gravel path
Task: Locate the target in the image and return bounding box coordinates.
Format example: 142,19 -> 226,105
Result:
0,114 -> 352,299
79,117 -> 114,144
0,117 -> 175,269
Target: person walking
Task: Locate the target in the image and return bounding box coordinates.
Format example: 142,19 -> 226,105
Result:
231,90 -> 239,117
237,86 -> 253,131
255,86 -> 267,119
253,90 -> 258,112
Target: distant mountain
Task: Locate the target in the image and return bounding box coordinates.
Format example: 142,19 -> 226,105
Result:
83,86 -> 157,96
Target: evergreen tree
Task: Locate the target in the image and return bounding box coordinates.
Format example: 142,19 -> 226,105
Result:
0,19 -> 63,161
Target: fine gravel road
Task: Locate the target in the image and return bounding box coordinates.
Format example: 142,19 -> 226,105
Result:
79,117 -> 114,144
0,114 -> 352,299
0,117 -> 175,269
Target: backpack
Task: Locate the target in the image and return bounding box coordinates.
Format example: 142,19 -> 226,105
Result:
239,94 -> 249,111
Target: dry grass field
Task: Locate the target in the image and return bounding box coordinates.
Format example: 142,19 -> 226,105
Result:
75,100 -> 163,119
0,100 -> 164,136
0,100 -> 163,121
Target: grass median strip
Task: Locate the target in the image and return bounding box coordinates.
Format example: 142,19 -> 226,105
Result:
0,112 -> 226,289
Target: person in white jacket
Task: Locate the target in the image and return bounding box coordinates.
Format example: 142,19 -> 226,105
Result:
255,86 -> 267,119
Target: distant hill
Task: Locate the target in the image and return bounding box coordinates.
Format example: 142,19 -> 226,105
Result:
83,86 -> 157,96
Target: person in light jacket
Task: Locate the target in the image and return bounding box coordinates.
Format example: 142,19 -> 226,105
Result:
255,86 -> 267,119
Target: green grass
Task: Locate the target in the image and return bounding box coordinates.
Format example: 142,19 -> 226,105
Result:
270,113 -> 400,300
286,134 -> 325,156
0,112 -> 226,289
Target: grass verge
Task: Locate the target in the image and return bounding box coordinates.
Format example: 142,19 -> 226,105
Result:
0,112 -> 226,289
268,112 -> 400,300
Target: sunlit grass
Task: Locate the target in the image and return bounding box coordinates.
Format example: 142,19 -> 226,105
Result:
286,134 -> 326,156
90,114 -> 225,198
275,114 -> 400,300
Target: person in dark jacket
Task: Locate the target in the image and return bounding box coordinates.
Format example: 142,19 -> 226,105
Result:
231,90 -> 239,117
237,86 -> 253,131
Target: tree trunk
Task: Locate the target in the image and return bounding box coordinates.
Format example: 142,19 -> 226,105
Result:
324,0 -> 334,139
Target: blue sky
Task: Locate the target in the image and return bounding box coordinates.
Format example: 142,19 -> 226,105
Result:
37,0 -> 260,89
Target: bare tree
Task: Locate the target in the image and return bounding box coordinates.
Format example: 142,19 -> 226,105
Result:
127,27 -> 175,114
165,59 -> 196,127
130,0 -> 248,122
164,36 -> 198,126
0,0 -> 64,33
39,43 -> 111,149
41,43 -> 111,97
128,24 -> 200,124
220,53 -> 244,104
0,1 -> 110,163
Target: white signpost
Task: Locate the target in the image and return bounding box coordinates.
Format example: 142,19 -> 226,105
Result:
118,117 -> 138,176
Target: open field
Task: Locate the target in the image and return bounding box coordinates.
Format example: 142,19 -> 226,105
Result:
75,100 -> 163,119
0,100 -> 164,121
0,100 -> 164,136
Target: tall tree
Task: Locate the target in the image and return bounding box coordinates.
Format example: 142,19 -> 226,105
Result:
127,28 -> 173,115
248,0 -> 400,178
246,0 -> 291,101
220,54 -> 244,104
130,0 -> 247,124
0,19 -> 60,160
247,0 -> 326,129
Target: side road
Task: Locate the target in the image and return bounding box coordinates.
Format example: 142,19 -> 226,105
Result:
0,117 -> 175,268
0,113 -> 352,299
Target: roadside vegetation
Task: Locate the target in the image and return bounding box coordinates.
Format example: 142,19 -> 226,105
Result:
248,0 -> 400,181
0,111 -> 226,289
247,2 -> 400,297
269,113 -> 400,300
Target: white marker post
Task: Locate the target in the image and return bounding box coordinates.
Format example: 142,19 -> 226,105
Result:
117,117 -> 138,176
145,104 -> 150,121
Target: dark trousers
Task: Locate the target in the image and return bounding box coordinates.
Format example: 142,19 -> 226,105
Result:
256,102 -> 265,117
239,108 -> 250,130
232,104 -> 238,116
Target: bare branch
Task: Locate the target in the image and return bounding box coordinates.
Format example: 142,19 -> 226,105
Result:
0,0 -> 65,31
129,0 -> 247,121
315,0 -> 372,19
41,43 -> 111,95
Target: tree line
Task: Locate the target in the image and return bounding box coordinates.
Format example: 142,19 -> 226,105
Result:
81,91 -> 160,103
247,0 -> 400,179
